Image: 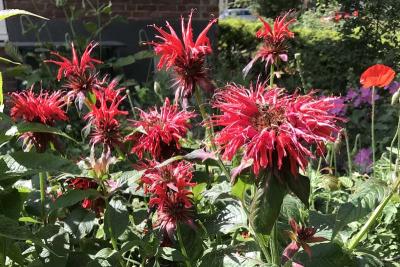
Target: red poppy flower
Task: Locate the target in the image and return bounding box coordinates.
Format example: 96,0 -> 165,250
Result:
138,160 -> 196,238
128,98 -> 195,160
46,42 -> 103,106
10,89 -> 68,152
360,64 -> 396,88
212,82 -> 343,176
281,219 -> 327,264
84,87 -> 128,149
149,11 -> 217,103
243,12 -> 295,76
67,177 -> 104,214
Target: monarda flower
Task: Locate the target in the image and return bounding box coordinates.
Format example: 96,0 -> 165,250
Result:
46,42 -> 103,107
66,177 -> 105,214
212,82 -> 343,176
281,219 -> 327,264
149,11 -> 217,103
243,12 -> 295,77
139,160 -> 195,238
10,89 -> 68,152
84,88 -> 127,150
128,98 -> 195,160
360,64 -> 395,88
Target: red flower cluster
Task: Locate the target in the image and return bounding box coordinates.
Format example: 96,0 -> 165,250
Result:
129,98 -> 195,160
10,89 -> 68,152
84,85 -> 128,150
281,219 -> 326,264
140,160 -> 196,238
243,13 -> 295,76
149,11 -> 216,103
46,42 -> 103,106
67,177 -> 105,214
360,64 -> 396,88
212,82 -> 343,176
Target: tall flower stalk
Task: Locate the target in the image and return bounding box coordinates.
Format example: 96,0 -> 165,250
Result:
360,64 -> 395,176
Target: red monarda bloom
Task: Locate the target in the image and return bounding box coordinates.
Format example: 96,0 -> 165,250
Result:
139,160 -> 195,237
212,82 -> 342,176
281,219 -> 327,264
149,11 -> 217,103
84,87 -> 128,149
360,64 -> 396,88
10,89 -> 68,152
243,12 -> 295,76
128,98 -> 195,160
46,42 -> 103,106
67,177 -> 104,214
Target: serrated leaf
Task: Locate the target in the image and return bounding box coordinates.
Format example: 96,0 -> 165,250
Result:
332,180 -> 388,238
54,189 -> 100,209
0,9 -> 47,21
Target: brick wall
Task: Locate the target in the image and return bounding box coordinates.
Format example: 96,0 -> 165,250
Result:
4,0 -> 219,20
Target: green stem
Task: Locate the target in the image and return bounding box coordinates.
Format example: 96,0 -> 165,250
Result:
269,223 -> 280,265
269,64 -> 275,87
371,86 -> 376,177
105,201 -> 125,267
176,224 -> 192,267
389,112 -> 400,173
347,173 -> 400,250
39,172 -> 46,224
344,129 -> 352,176
194,87 -> 231,180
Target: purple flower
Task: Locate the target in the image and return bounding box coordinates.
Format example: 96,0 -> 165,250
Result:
354,148 -> 373,174
384,81 -> 400,94
360,87 -> 380,105
328,97 -> 347,115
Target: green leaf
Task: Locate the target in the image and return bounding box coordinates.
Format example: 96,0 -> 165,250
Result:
0,72 -> 3,107
295,243 -> 353,267
0,215 -> 33,240
2,151 -> 80,175
6,122 -> 78,143
280,194 -> 303,222
0,56 -> 21,65
63,208 -> 96,239
158,247 -> 185,262
249,172 -> 287,235
286,173 -> 310,207
104,197 -> 129,239
332,180 -> 388,238
54,189 -> 100,209
0,188 -> 29,219
0,9 -> 48,21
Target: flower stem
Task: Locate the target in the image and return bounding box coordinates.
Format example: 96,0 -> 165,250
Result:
344,129 -> 352,176
176,224 -> 192,267
194,87 -> 231,180
269,64 -> 275,87
371,86 -> 376,177
347,173 -> 400,250
39,172 -> 46,224
269,223 -> 280,265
